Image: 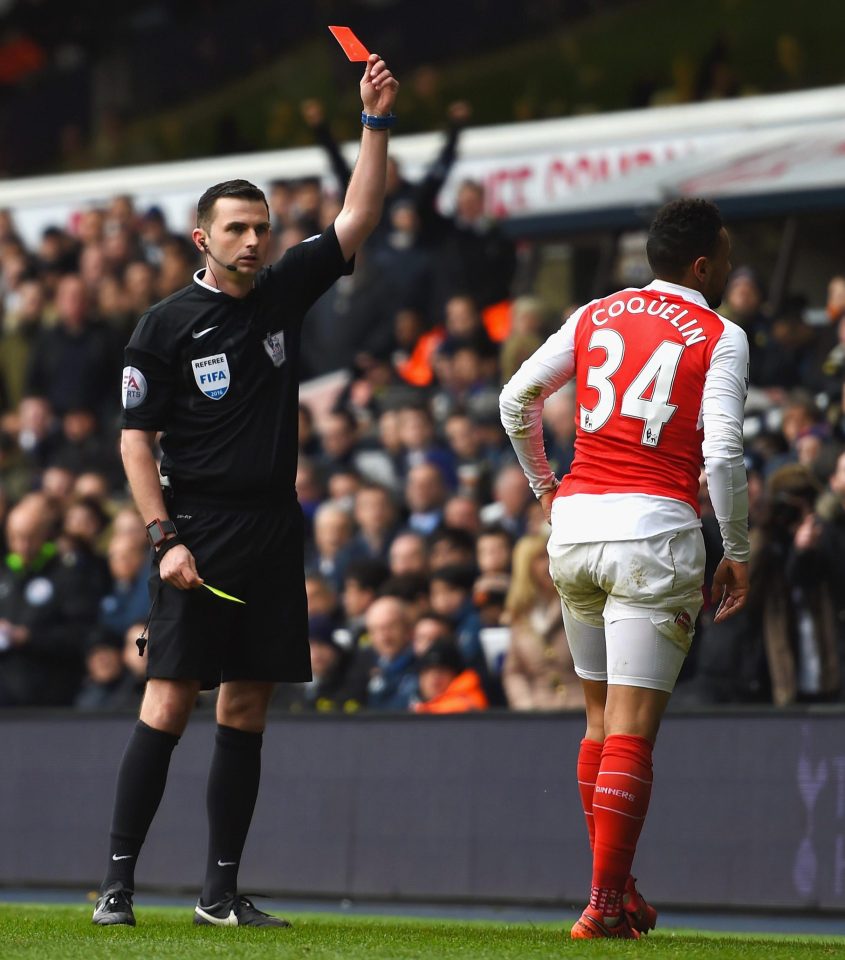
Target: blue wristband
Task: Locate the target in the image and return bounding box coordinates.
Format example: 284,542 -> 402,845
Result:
361,111 -> 396,130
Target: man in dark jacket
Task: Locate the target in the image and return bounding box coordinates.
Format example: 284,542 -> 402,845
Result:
0,492 -> 102,705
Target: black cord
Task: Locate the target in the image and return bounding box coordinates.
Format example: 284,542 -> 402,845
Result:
136,578 -> 163,657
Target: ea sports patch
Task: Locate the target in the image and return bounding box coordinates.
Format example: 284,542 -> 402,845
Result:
192,353 -> 230,400
122,366 -> 147,409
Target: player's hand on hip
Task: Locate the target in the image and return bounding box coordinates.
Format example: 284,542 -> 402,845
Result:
711,557 -> 749,623
158,544 -> 204,590
361,54 -> 398,116
539,489 -> 556,524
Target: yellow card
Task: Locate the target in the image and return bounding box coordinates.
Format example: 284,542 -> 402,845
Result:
203,583 -> 246,604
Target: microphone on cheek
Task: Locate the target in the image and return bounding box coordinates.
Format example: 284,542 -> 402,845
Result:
201,240 -> 238,273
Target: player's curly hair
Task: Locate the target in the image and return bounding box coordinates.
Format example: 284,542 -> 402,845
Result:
196,179 -> 268,229
646,198 -> 723,280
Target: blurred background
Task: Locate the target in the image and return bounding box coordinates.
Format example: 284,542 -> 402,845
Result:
2,0 -> 845,918
0,0 -> 841,175
0,0 -> 843,715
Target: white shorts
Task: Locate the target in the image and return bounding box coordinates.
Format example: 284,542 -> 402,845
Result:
547,528 -> 705,693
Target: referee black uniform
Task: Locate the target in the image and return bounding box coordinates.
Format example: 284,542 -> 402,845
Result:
122,225 -> 351,687
94,51 -> 398,930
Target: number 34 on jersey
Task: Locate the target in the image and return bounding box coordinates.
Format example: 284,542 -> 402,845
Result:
580,329 -> 684,448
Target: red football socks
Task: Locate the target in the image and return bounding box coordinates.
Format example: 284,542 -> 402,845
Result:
576,738 -> 602,852
589,734 -> 653,919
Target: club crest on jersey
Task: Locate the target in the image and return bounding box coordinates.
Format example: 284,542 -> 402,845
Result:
262,329 -> 286,367
192,353 -> 229,400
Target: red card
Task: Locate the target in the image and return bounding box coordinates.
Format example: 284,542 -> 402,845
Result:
328,25 -> 370,62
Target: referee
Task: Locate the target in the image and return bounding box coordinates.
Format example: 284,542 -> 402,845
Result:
93,54 -> 398,928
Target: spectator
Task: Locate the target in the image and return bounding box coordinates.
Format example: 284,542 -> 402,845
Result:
337,558 -> 390,649
480,462 -> 531,538
370,200 -> 434,321
17,395 -> 60,474
432,337 -> 500,425
305,572 -> 340,637
429,563 -> 486,679
428,525 -> 477,572
52,408 -> 121,487
156,236 -> 194,298
90,533 -> 151,649
443,410 -> 494,503
378,573 -> 431,625
74,633 -> 131,711
74,625 -> 148,711
276,623 -> 368,713
404,462 -> 448,535
722,267 -> 786,389
499,296 -> 546,381
307,500 -> 359,593
501,534 -> 583,711
411,611 -> 455,657
25,274 -> 121,420
0,493 -> 102,706
442,494 -> 481,536
753,466 -> 842,704
476,525 -> 514,576
362,595 -> 418,710
350,483 -> 399,563
124,260 -> 158,318
388,530 -> 429,577
396,403 -> 456,486
0,277 -> 47,411
110,505 -> 147,549
317,409 -> 360,475
327,467 -> 361,511
58,496 -> 112,607
541,388 -> 577,479
295,456 -> 326,535
413,640 -> 488,714
297,403 -> 322,459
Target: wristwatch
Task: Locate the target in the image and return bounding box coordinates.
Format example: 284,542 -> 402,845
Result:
145,518 -> 177,548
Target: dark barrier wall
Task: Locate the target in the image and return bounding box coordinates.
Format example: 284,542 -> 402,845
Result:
1,711 -> 844,911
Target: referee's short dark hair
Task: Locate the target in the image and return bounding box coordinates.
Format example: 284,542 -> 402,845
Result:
646,198 -> 723,280
197,179 -> 269,229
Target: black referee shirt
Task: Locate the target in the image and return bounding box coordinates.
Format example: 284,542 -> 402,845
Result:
121,224 -> 352,501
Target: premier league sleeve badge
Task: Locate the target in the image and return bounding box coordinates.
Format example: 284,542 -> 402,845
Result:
262,330 -> 286,368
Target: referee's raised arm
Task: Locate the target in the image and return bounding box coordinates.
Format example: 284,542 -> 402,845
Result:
334,53 -> 399,261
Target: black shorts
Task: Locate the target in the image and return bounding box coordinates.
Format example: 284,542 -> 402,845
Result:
145,494 -> 311,688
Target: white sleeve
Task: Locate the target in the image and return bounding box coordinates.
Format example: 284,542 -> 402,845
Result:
499,307 -> 582,496
701,320 -> 750,562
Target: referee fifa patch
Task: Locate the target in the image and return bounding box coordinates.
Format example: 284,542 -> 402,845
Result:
122,366 -> 148,408
192,353 -> 230,400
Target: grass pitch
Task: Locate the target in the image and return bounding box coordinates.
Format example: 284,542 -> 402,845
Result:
2,904 -> 844,959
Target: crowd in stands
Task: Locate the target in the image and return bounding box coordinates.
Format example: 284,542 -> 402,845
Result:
0,104 -> 844,713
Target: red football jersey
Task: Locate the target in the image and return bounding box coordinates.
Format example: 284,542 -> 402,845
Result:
556,287 -> 725,513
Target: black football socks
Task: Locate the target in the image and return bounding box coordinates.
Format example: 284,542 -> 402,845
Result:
102,720 -> 180,892
200,724 -> 263,906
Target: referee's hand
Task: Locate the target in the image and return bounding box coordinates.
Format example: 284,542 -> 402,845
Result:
159,544 -> 204,590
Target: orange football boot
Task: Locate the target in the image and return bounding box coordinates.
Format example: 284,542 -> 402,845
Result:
570,905 -> 640,940
623,875 -> 657,934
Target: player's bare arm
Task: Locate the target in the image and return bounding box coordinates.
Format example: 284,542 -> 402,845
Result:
334,53 -> 398,260
120,429 -> 203,591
